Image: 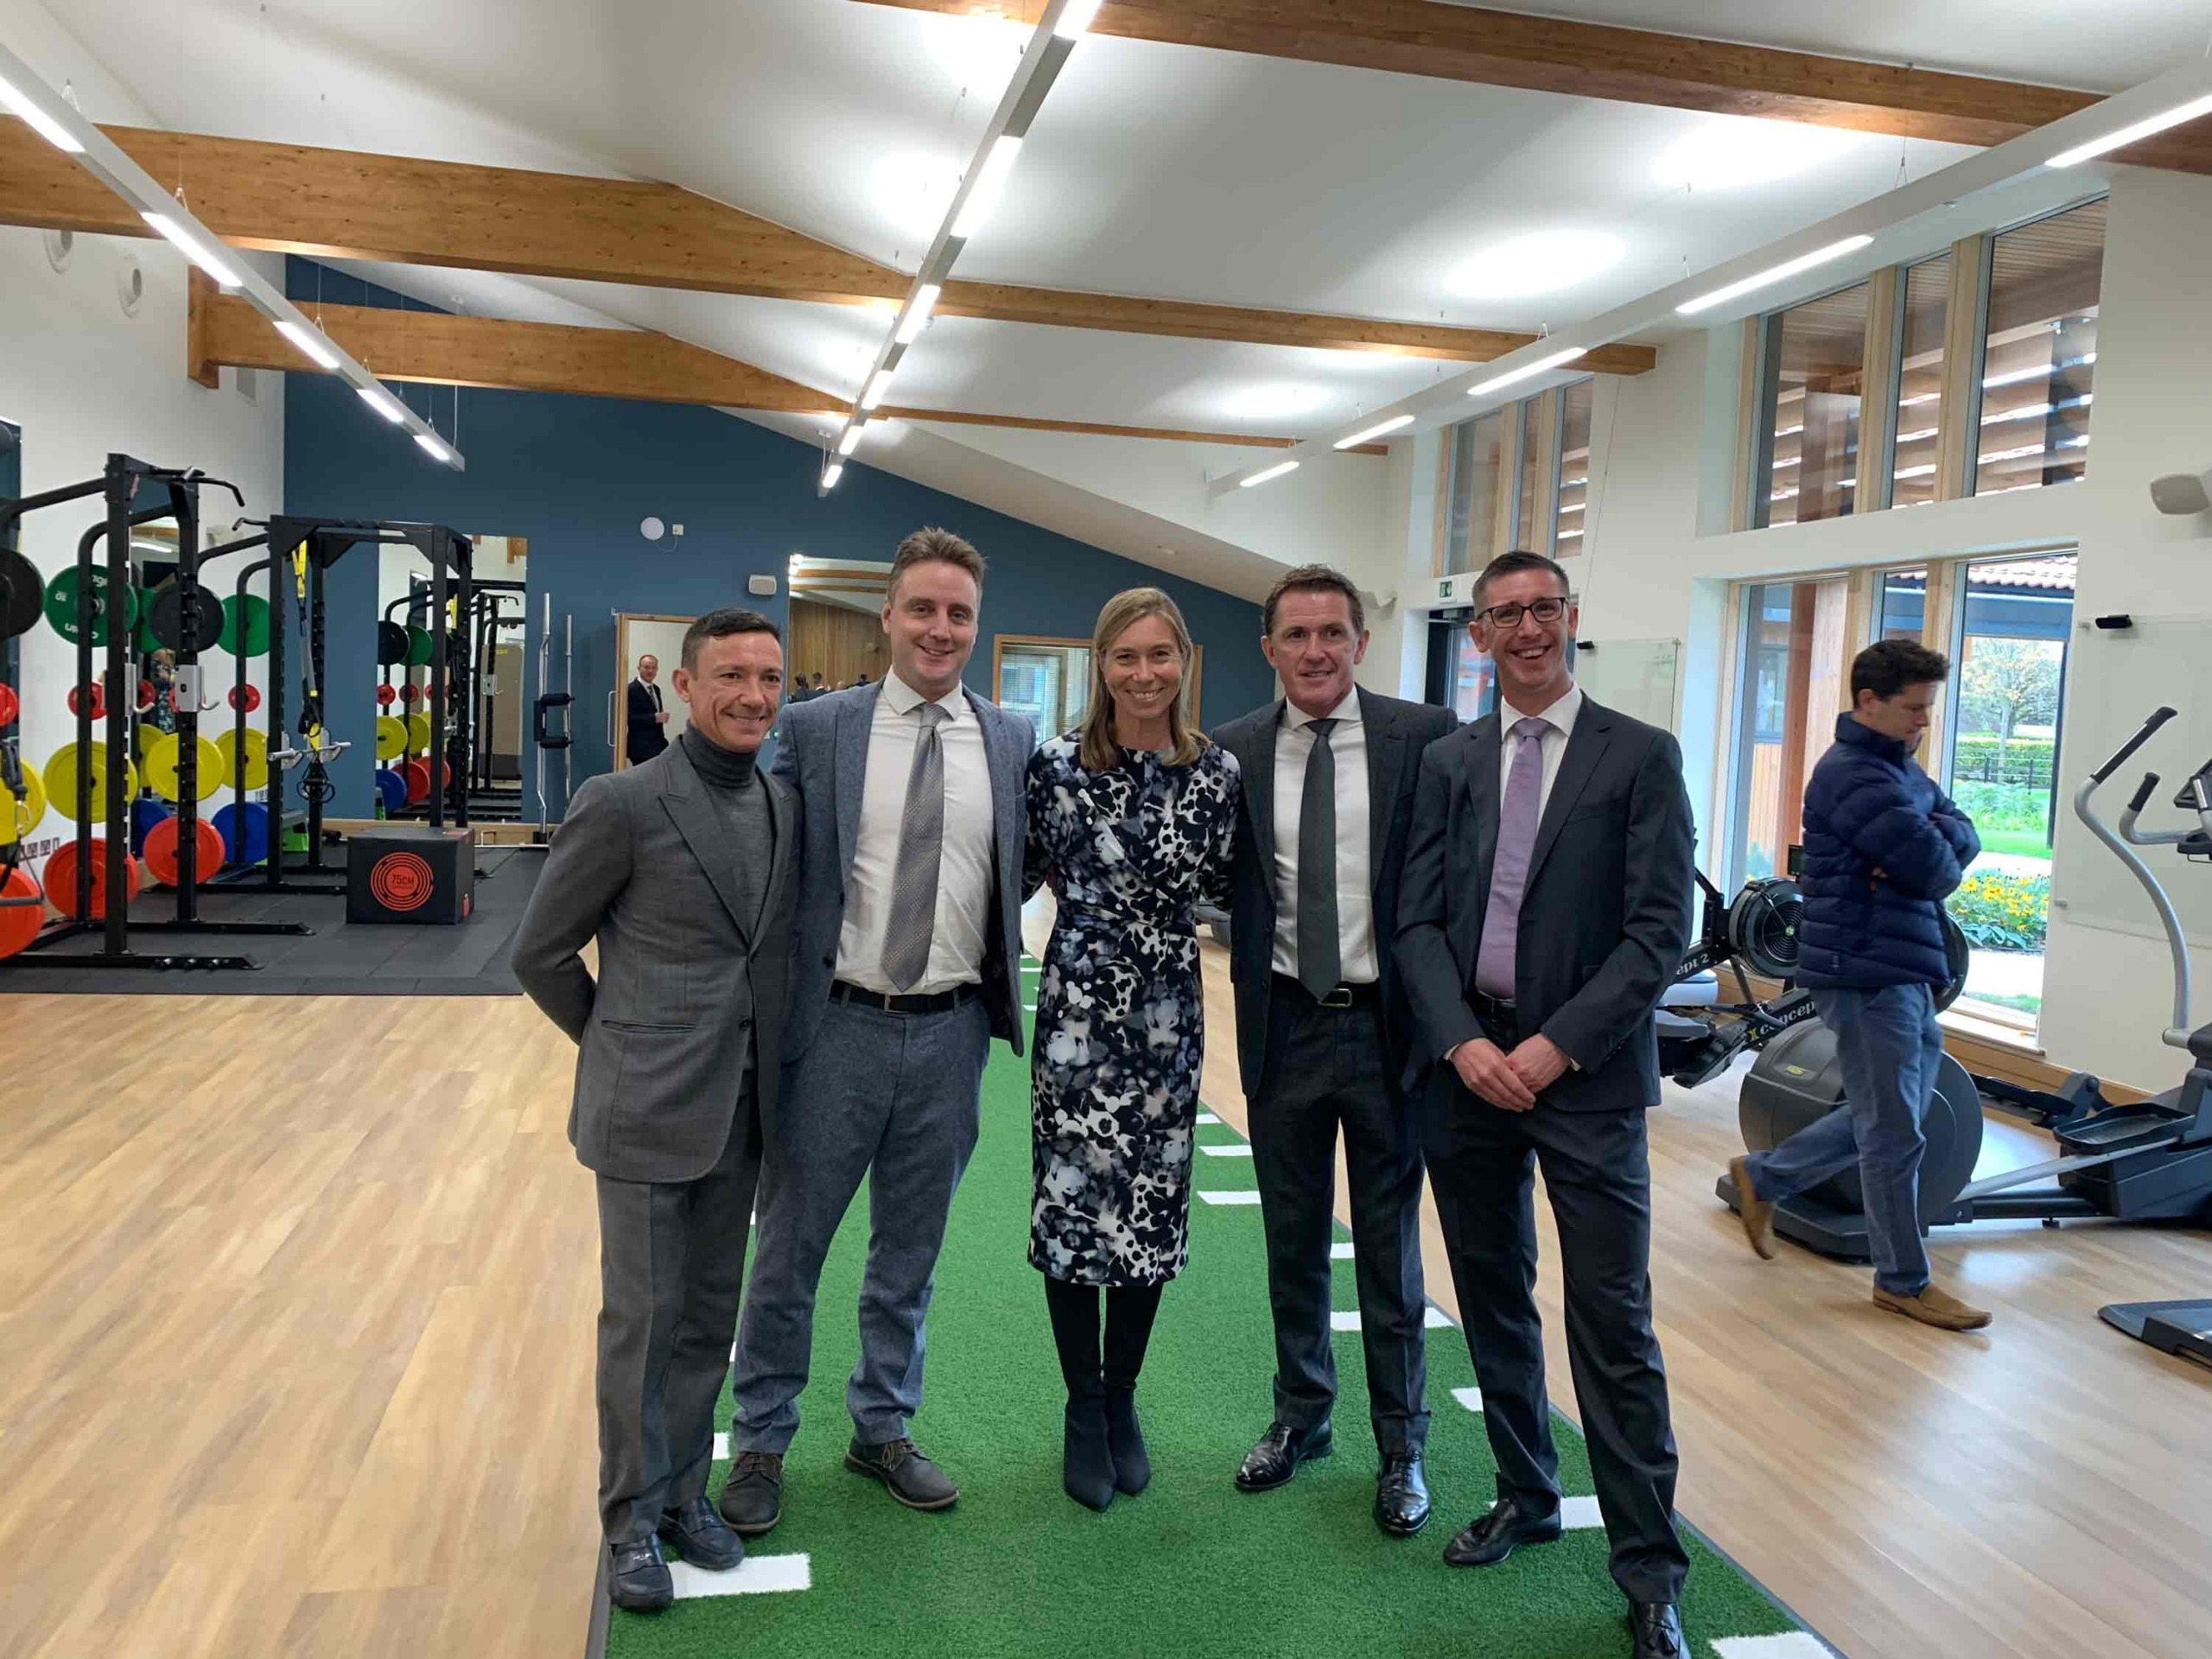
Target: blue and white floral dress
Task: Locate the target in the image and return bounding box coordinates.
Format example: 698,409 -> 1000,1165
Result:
1024,734 -> 1240,1287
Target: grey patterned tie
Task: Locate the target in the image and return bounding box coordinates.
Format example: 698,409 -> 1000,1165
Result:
1297,717 -> 1339,1001
881,701 -> 950,991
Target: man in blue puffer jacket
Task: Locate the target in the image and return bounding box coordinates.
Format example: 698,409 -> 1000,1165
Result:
1725,639 -> 1992,1332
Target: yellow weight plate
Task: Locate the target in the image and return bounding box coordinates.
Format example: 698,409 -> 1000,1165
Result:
406,712 -> 432,753
41,741 -> 140,820
214,726 -> 269,792
375,715 -> 410,762
143,730 -> 225,803
0,758 -> 46,846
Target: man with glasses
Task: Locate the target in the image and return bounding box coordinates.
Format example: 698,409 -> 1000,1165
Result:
1397,550 -> 1697,1659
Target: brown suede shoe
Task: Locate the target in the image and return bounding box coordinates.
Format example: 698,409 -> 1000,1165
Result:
1727,1156 -> 1777,1260
1874,1282 -> 1993,1331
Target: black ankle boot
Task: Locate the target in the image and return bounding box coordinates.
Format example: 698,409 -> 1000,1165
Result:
1063,1395 -> 1116,1511
1103,1387 -> 1149,1495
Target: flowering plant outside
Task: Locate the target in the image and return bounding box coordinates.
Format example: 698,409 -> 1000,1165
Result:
1948,869 -> 2049,952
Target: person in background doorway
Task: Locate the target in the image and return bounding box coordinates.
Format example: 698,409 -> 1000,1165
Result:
1396,550 -> 1696,1659
512,609 -> 793,1613
1726,639 -> 1988,1331
626,653 -> 669,765
1211,563 -> 1454,1538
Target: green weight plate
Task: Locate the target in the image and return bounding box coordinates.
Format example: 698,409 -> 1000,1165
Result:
43,565 -> 140,645
219,592 -> 271,657
404,624 -> 435,667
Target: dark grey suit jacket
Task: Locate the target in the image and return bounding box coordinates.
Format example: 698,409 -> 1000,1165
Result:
513,737 -> 795,1183
1211,687 -> 1455,1103
771,679 -> 1033,1060
1394,693 -> 1694,1113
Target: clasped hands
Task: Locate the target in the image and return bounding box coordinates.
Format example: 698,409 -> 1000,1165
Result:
1446,1032 -> 1567,1113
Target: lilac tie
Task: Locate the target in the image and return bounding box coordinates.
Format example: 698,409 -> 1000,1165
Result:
1476,716 -> 1549,1000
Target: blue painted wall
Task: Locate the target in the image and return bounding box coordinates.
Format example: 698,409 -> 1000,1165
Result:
281,260 -> 1273,817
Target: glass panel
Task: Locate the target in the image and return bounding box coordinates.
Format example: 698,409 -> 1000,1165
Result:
1878,567 -> 1929,641
1727,576 -> 1851,886
1942,553 -> 2075,1033
1554,378 -> 1593,559
1446,625 -> 1497,722
1759,283 -> 1868,528
1975,199 -> 2103,498
1514,397 -> 1542,551
1890,254 -> 1951,508
996,642 -> 1091,748
1444,410 -> 1507,575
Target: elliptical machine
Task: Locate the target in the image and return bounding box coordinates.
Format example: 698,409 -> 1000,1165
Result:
1718,706 -> 2212,1260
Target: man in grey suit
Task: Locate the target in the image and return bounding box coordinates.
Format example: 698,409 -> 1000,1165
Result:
512,607 -> 794,1614
1396,551 -> 1696,1659
1211,564 -> 1453,1538
722,527 -> 1033,1535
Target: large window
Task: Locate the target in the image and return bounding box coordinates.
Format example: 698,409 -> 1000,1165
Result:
1444,410 -> 1507,575
1755,283 -> 1869,528
1514,397 -> 1544,555
1555,378 -> 1593,558
1975,200 -> 2103,498
1725,576 -> 1850,886
994,637 -> 1092,748
1889,255 -> 1951,509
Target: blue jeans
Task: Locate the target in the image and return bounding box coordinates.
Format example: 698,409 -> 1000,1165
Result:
1745,983 -> 1945,1295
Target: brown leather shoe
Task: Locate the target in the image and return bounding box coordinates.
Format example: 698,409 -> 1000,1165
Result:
1874,1282 -> 1993,1331
1727,1156 -> 1777,1260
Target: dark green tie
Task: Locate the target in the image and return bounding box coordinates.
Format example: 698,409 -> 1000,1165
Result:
1298,718 -> 1339,1001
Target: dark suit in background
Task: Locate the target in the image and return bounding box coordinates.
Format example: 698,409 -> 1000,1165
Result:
627,677 -> 668,763
513,737 -> 793,1545
1395,695 -> 1695,1604
1213,688 -> 1453,1460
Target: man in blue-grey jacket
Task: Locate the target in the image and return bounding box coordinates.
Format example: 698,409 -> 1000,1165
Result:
1726,639 -> 1990,1332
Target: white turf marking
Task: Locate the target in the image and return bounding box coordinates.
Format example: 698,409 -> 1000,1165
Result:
1329,1242 -> 1354,1259
669,1552 -> 811,1600
1198,1190 -> 1263,1205
714,1432 -> 728,1460
1711,1636 -> 1834,1658
1560,1495 -> 1605,1530
1024,1003 -> 1038,1012
1330,1307 -> 1454,1331
1198,1144 -> 1254,1158
1196,1112 -> 1222,1125
1451,1386 -> 1483,1413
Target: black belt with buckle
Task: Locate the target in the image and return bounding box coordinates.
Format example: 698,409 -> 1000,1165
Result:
831,980 -> 980,1016
1469,988 -> 1519,1036
1273,973 -> 1381,1011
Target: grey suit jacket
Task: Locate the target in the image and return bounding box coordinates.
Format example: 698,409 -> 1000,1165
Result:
1211,687 -> 1456,1103
1394,693 -> 1694,1114
512,737 -> 796,1183
772,679 -> 1033,1060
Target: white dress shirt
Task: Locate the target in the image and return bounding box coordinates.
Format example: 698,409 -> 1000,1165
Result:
1270,689 -> 1377,985
1497,681 -> 1583,819
835,671 -> 995,995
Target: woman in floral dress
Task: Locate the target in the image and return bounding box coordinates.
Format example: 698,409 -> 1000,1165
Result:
1024,587 -> 1240,1511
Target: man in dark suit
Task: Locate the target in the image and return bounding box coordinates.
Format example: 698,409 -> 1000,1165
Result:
1211,564 -> 1453,1538
723,528 -> 1033,1535
513,608 -> 794,1613
1396,550 -> 1696,1659
626,653 -> 669,764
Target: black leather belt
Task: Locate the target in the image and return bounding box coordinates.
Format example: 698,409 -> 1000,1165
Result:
831,979 -> 980,1016
1273,973 -> 1381,1011
1469,988 -> 1519,1038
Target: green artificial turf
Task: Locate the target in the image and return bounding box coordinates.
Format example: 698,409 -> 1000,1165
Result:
607,964 -> 1806,1658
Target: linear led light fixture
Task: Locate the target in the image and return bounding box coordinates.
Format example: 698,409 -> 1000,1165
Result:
2048,90 -> 2212,168
1675,237 -> 1874,315
1334,413 -> 1416,449
1471,346 -> 1587,396
0,40 -> 464,470
822,0 -> 1094,494
1240,459 -> 1300,488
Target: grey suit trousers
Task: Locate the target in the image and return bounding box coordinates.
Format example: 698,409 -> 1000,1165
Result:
594,1089 -> 762,1541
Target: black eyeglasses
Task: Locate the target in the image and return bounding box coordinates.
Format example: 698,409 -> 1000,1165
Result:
1474,596 -> 1569,630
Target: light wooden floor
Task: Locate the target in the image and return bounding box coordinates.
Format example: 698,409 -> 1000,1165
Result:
3,949 -> 2209,1659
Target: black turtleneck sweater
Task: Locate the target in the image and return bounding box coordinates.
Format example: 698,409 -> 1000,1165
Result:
681,726 -> 772,934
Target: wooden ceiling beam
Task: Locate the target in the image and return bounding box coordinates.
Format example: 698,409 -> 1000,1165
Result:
187,280 -> 1387,451
858,0 -> 2212,171
0,118 -> 1647,368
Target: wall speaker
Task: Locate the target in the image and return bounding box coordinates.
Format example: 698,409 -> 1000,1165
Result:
747,575 -> 778,596
2149,469 -> 2211,515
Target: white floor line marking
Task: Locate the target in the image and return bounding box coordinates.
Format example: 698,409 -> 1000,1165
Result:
1198,1144 -> 1255,1158
1710,1635 -> 1833,1658
714,1432 -> 728,1460
1451,1386 -> 1483,1413
1196,1112 -> 1222,1125
1329,1242 -> 1354,1259
1197,1190 -> 1263,1205
1330,1307 -> 1453,1331
1560,1495 -> 1605,1529
669,1552 -> 811,1600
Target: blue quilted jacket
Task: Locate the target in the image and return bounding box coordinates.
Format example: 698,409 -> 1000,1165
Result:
1796,715 -> 1980,988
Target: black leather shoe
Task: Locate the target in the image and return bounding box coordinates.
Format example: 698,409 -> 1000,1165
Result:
607,1533 -> 673,1613
717,1449 -> 785,1536
1374,1452 -> 1431,1537
1235,1419 -> 1333,1492
658,1496 -> 744,1570
845,1435 -> 960,1510
1063,1397 -> 1116,1511
1630,1602 -> 1687,1659
1103,1388 -> 1149,1496
1441,1495 -> 1563,1567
